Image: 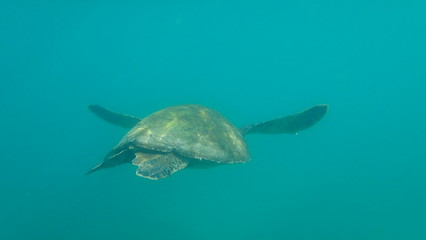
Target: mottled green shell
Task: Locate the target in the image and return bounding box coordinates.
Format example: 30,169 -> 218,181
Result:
120,104 -> 250,163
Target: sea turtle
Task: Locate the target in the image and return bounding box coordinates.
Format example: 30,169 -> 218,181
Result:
87,104 -> 328,180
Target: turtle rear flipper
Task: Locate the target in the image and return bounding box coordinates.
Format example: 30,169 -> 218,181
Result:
241,104 -> 328,135
133,153 -> 188,180
88,104 -> 141,128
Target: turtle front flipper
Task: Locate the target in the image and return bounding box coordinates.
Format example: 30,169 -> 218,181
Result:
241,104 -> 328,135
132,152 -> 188,180
88,104 -> 141,128
87,146 -> 135,174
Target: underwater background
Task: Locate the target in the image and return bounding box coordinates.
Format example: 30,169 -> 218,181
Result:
1,0 -> 426,239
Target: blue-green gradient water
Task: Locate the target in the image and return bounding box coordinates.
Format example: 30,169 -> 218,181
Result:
1,1 -> 426,239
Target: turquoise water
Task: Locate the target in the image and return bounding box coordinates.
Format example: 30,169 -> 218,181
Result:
1,1 -> 426,239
